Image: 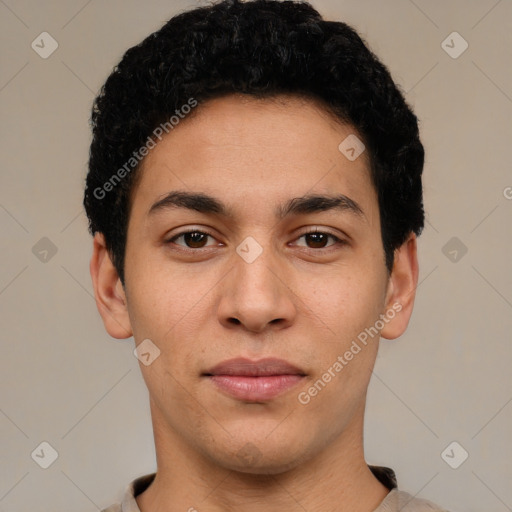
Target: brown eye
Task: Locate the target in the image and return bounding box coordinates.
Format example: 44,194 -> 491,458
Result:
169,231 -> 215,249
304,232 -> 330,248
295,230 -> 342,249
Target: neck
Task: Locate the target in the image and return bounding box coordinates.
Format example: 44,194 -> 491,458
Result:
136,400 -> 389,512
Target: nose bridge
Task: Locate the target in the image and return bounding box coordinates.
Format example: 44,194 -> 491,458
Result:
217,236 -> 296,331
238,250 -> 276,294
233,237 -> 281,303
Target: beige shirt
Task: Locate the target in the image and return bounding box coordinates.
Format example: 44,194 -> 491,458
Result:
101,466 -> 449,511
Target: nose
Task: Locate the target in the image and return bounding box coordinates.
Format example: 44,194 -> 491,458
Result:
216,243 -> 297,333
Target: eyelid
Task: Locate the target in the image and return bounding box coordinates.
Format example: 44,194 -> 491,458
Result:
301,226 -> 341,236
298,226 -> 347,241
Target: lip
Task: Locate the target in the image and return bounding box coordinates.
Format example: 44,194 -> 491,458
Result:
203,357 -> 306,402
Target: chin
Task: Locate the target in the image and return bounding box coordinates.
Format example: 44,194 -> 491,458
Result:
211,440 -> 313,476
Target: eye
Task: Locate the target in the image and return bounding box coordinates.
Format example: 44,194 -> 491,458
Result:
167,230 -> 218,249
293,229 -> 345,249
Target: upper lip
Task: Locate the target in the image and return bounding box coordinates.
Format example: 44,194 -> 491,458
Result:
204,357 -> 306,377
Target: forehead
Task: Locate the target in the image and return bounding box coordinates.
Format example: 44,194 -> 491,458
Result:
130,94 -> 377,222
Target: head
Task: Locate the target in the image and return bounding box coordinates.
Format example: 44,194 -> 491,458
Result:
85,0 -> 423,474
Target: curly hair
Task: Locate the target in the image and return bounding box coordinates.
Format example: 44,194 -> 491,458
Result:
84,0 -> 424,285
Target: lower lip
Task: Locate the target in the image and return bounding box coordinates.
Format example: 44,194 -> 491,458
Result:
208,375 -> 304,401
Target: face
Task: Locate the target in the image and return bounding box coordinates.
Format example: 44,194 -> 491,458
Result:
92,94 -> 418,475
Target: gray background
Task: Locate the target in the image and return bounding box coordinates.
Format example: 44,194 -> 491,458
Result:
1,0 -> 511,511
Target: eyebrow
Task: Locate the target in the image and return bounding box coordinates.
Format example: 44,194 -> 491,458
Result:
148,191 -> 365,220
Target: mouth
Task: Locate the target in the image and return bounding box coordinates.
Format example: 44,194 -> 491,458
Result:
203,357 -> 307,402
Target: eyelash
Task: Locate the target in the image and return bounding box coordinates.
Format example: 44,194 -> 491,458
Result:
166,228 -> 346,252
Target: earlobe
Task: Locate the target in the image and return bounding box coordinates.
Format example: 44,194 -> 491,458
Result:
380,233 -> 419,340
90,233 -> 133,339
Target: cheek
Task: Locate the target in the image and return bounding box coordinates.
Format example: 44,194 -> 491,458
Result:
298,276 -> 382,411
300,267 -> 384,339
124,260 -> 213,384
124,249 -> 206,339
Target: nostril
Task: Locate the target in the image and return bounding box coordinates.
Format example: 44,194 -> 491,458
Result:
228,318 -> 241,325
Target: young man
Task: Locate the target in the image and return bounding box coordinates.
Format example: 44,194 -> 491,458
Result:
84,1 -> 447,510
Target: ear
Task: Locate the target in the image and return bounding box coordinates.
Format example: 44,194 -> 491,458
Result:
89,233 -> 133,339
380,232 -> 419,340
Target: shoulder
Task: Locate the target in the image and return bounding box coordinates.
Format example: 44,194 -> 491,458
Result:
377,489 -> 450,511
100,506 -> 122,512
99,472 -> 156,512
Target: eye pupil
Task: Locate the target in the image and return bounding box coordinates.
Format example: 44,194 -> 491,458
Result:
306,233 -> 327,248
185,232 -> 207,248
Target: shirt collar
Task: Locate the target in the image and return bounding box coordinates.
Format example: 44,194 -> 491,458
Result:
118,466 -> 397,511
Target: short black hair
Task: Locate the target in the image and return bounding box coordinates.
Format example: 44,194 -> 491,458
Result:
84,0 -> 424,285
